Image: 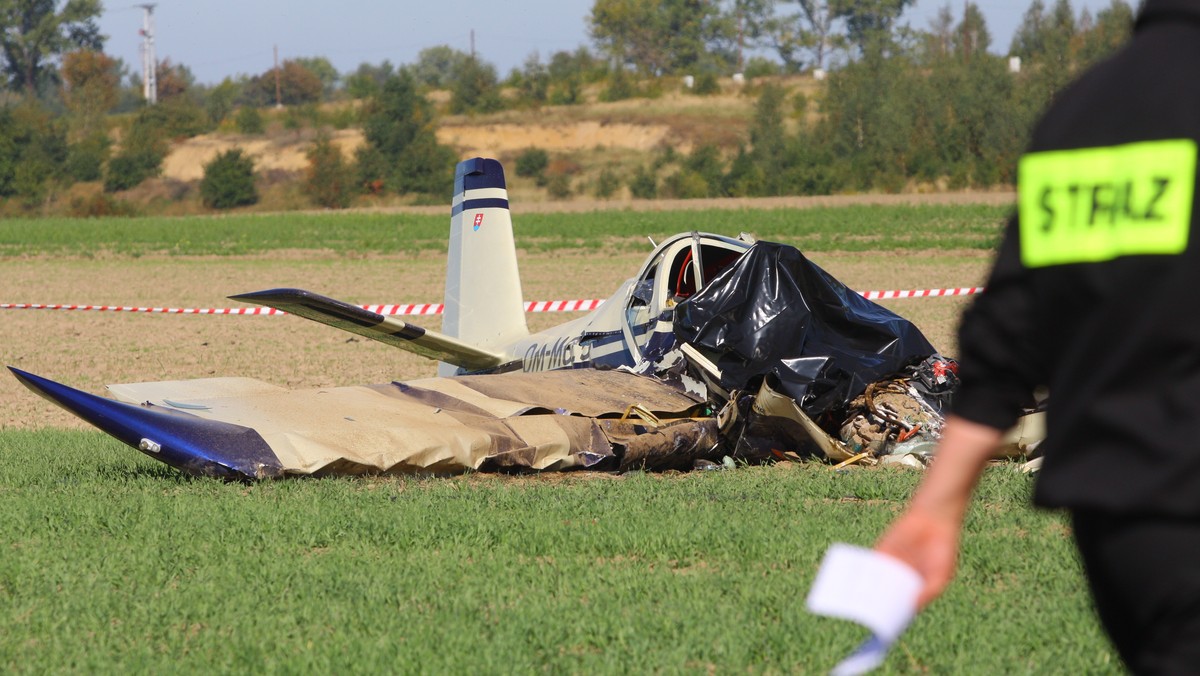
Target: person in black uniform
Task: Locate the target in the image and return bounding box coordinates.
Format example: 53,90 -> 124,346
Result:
876,1 -> 1200,672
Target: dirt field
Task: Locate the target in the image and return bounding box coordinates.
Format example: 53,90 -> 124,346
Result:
160,129 -> 366,182
1,247 -> 990,430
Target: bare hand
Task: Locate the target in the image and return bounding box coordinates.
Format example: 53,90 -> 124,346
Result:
875,506 -> 962,609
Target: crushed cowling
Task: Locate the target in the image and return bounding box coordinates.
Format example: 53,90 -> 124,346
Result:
834,356 -> 959,465
671,241 -> 964,466
674,242 -> 939,419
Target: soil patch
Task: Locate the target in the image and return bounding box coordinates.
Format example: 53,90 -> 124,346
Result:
160,121 -> 677,183
438,121 -> 672,157
162,129 -> 365,182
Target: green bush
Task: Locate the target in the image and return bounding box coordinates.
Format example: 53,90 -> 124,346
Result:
449,58 -> 504,115
514,55 -> 550,106
792,91 -> 809,118
548,78 -> 581,105
65,133 -> 110,182
305,134 -> 353,209
0,103 -> 68,204
514,147 -> 549,181
204,79 -> 239,127
600,68 -> 636,102
282,108 -> 302,131
683,144 -> 725,190
0,115 -> 17,197
235,107 -> 265,134
692,72 -> 720,95
662,170 -> 710,199
743,57 -> 779,79
103,105 -> 177,192
12,143 -> 64,207
200,149 -> 258,209
593,168 -> 620,199
324,105 -> 359,130
353,145 -> 388,195
652,145 -> 677,170
629,165 -> 657,199
136,98 -> 210,138
722,147 -> 768,197
282,104 -> 320,131
545,173 -> 572,200
103,150 -> 160,192
356,72 -> 454,196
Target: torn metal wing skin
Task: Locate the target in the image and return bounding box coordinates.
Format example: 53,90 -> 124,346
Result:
9,366 -> 713,480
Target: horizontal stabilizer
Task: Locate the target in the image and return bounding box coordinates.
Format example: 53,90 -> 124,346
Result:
230,288 -> 511,372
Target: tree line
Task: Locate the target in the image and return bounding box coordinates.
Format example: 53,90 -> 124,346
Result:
0,0 -> 1137,214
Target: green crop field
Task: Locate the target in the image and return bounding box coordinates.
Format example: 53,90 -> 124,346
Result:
0,203 -> 1011,257
0,431 -> 1117,674
0,205 -> 1120,673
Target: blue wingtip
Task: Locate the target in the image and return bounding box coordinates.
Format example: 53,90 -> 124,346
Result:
8,367 -> 283,480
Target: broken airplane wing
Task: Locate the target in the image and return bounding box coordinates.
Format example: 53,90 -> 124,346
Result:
10,366 -> 717,480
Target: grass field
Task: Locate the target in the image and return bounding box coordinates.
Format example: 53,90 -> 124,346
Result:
0,203 -> 1010,257
0,431 -> 1116,673
0,205 -> 1121,672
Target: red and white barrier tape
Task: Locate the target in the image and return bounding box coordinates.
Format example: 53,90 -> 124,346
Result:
859,287 -> 983,300
0,288 -> 981,316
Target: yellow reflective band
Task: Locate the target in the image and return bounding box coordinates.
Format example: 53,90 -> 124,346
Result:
1018,139 -> 1197,268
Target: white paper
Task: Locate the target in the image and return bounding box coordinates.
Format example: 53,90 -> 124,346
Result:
830,636 -> 888,676
806,543 -> 922,675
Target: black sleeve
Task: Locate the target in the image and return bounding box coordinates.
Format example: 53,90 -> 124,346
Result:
952,215 -> 1043,430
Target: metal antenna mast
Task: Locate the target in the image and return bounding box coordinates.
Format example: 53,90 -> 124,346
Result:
138,4 -> 157,104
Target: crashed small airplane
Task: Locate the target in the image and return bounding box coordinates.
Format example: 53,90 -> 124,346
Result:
9,157 -> 1043,480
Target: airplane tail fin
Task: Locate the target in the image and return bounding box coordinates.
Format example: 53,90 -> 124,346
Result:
442,158 -> 529,375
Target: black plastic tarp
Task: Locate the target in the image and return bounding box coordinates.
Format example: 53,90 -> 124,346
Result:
673,242 -> 938,417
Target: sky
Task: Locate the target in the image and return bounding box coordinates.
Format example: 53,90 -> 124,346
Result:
96,1 -> 1127,86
